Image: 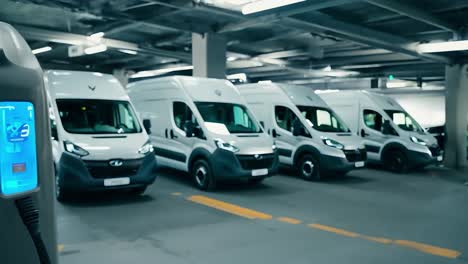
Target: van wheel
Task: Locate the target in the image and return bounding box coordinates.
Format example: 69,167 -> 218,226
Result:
55,170 -> 68,202
383,150 -> 408,173
248,177 -> 265,185
192,160 -> 216,191
298,154 -> 321,181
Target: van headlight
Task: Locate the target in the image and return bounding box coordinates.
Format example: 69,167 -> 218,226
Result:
138,140 -> 154,155
321,137 -> 344,150
272,142 -> 277,151
64,141 -> 89,157
410,136 -> 427,146
214,138 -> 239,153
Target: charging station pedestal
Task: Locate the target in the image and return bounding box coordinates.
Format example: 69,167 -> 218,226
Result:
0,22 -> 57,264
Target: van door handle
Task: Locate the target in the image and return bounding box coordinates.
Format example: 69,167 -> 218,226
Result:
165,129 -> 168,138
170,129 -> 178,139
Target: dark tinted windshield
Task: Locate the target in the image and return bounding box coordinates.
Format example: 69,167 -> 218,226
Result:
195,102 -> 261,134
385,110 -> 423,133
56,99 -> 142,134
298,106 -> 350,133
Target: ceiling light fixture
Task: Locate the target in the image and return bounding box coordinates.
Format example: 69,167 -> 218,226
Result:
418,40 -> 468,53
32,46 -> 52,55
119,49 -> 138,55
242,0 -> 305,15
130,65 -> 194,79
84,44 -> 107,55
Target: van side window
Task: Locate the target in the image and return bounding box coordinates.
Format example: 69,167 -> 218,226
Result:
275,106 -> 297,132
173,102 -> 197,130
117,104 -> 136,131
363,109 -> 383,132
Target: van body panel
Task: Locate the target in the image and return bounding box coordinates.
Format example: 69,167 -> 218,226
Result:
128,76 -> 278,181
45,70 -> 156,193
239,83 -> 366,174
320,90 -> 442,168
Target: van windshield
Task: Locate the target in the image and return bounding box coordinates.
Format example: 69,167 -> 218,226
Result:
297,105 -> 350,133
56,99 -> 142,134
195,102 -> 262,134
384,110 -> 424,133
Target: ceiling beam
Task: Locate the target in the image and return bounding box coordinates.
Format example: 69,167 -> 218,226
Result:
365,0 -> 459,34
15,25 -> 192,62
217,0 -> 354,33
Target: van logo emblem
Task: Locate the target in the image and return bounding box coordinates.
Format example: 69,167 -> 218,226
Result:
109,160 -> 123,167
254,154 -> 263,160
214,89 -> 222,96
88,85 -> 96,91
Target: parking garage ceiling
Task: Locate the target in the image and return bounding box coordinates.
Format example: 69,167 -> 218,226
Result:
1,0 -> 467,85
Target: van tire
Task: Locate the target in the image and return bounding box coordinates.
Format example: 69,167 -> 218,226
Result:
248,177 -> 265,185
383,150 -> 408,173
298,154 -> 321,181
130,186 -> 147,196
55,170 -> 68,202
192,159 -> 216,191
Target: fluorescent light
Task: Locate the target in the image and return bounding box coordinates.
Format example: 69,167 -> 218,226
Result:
418,40 -> 468,53
119,49 -> 138,55
242,0 -> 305,15
323,65 -> 332,72
89,32 -> 105,39
314,89 -> 340,94
84,44 -> 107,55
387,80 -> 415,88
130,65 -> 193,78
32,46 -> 52,55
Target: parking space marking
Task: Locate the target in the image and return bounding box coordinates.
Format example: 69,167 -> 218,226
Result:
187,195 -> 273,220
309,224 -> 359,238
394,240 -> 461,259
277,217 -> 302,225
183,194 -> 461,259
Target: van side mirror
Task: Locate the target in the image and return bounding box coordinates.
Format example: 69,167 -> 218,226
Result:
382,120 -> 392,135
184,120 -> 195,138
292,119 -> 304,137
51,126 -> 58,141
143,119 -> 152,135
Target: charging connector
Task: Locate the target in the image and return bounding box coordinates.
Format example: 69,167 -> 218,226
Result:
15,197 -> 51,264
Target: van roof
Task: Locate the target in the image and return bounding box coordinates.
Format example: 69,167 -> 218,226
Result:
45,70 -> 128,101
128,76 -> 244,104
321,90 -> 404,111
239,83 -> 330,108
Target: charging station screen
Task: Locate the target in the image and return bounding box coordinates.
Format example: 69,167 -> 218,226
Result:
0,101 -> 38,196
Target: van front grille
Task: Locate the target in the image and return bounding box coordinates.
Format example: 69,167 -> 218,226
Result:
83,158 -> 143,179
236,154 -> 275,170
343,149 -> 367,162
429,145 -> 442,157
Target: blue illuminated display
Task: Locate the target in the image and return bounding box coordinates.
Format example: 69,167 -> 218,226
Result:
0,101 -> 38,197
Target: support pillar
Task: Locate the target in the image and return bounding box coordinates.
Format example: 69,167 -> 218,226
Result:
192,33 -> 226,79
444,64 -> 468,169
113,68 -> 128,88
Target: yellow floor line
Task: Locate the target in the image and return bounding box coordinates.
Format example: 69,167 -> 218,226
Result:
360,235 -> 393,244
171,192 -> 182,196
394,240 -> 461,259
187,195 -> 272,220
308,223 -> 360,238
277,217 -> 302,225
57,244 -> 65,253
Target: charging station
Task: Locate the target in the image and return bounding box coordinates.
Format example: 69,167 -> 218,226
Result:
0,22 -> 57,263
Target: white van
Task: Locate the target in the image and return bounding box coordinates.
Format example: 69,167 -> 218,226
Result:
45,70 -> 157,201
238,83 -> 366,180
319,90 -> 442,172
127,76 -> 278,190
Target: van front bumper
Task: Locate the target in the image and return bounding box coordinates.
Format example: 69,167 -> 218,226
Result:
407,147 -> 443,168
210,149 -> 279,180
57,152 -> 157,192
320,148 -> 367,174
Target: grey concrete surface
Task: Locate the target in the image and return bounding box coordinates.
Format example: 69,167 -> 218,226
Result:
57,166 -> 468,264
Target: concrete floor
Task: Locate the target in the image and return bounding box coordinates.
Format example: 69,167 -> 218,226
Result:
57,166 -> 468,264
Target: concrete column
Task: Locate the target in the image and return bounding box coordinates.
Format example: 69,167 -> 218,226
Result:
444,64 -> 468,169
192,33 -> 226,79
113,68 -> 128,88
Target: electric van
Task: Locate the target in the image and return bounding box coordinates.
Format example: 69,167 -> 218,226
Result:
45,70 -> 157,201
238,83 -> 366,181
128,76 -> 278,191
319,90 -> 442,172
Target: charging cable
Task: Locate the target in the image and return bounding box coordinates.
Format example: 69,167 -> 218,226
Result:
15,196 -> 51,264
